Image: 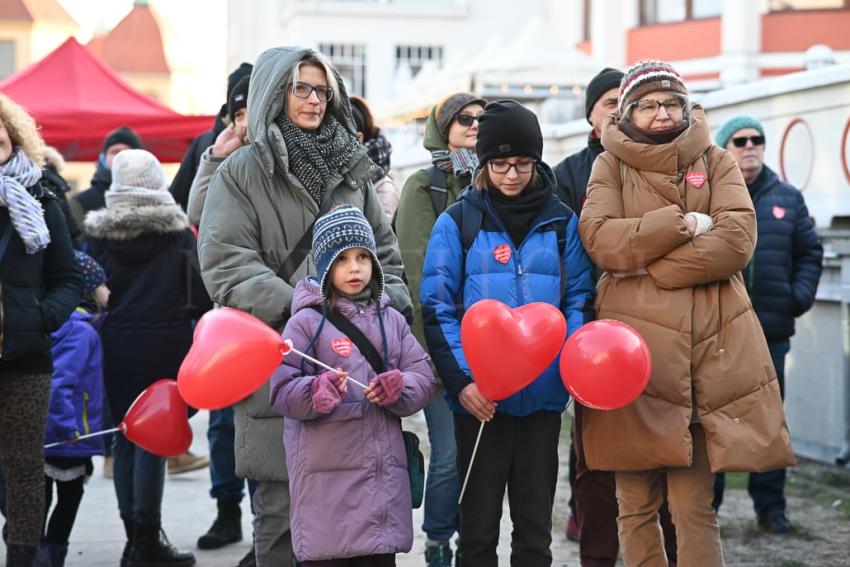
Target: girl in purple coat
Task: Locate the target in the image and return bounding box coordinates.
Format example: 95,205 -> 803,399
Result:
39,251 -> 110,567
270,205 -> 434,567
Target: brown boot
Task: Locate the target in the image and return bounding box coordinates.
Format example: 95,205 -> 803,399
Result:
167,451 -> 209,475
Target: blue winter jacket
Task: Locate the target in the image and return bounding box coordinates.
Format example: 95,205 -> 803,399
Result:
743,166 -> 823,341
44,309 -> 104,458
420,166 -> 595,416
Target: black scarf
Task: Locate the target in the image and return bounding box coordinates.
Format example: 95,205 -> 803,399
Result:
619,119 -> 689,145
275,113 -> 360,206
488,178 -> 550,248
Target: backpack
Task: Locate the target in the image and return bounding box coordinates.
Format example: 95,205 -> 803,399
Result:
453,196 -> 570,310
390,165 -> 449,233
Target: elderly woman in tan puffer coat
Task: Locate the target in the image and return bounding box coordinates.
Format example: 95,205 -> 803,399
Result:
578,60 -> 794,567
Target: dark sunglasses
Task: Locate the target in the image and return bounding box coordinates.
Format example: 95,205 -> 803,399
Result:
731,135 -> 765,148
455,114 -> 480,127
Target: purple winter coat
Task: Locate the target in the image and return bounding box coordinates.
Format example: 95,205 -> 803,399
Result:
270,278 -> 434,561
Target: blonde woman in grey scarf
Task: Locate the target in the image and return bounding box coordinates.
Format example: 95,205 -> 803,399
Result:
0,93 -> 82,567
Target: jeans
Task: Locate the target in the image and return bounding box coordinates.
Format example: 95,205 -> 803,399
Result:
422,389 -> 459,542
113,433 -> 165,524
714,339 -> 790,517
208,407 -> 245,502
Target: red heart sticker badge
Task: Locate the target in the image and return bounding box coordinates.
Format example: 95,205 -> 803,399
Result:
494,244 -> 511,264
332,338 -> 352,357
772,206 -> 786,220
685,171 -> 707,188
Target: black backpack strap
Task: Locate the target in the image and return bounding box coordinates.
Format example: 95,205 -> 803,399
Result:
309,305 -> 385,375
279,216 -> 318,284
426,166 -> 449,217
554,219 -> 568,309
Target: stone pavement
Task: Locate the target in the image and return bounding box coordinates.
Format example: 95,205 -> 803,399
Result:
1,411 -> 582,566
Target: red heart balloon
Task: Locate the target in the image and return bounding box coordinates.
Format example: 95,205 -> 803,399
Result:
120,380 -> 192,457
178,308 -> 286,409
461,300 -> 567,401
560,320 -> 651,410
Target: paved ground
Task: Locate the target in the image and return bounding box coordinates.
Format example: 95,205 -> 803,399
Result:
3,410 -> 850,566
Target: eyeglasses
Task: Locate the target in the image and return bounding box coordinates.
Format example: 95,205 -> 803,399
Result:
291,82 -> 334,102
731,135 -> 765,148
628,95 -> 687,118
488,160 -> 536,174
455,114 -> 481,127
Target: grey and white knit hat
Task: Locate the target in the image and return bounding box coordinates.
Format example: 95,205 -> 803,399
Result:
105,149 -> 176,209
618,60 -> 688,115
312,204 -> 383,300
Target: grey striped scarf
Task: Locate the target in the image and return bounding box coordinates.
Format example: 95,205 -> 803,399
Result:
0,149 -> 49,254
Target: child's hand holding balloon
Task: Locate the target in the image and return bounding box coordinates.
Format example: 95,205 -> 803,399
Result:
365,369 -> 404,406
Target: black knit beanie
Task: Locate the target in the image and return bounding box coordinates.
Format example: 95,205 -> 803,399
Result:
228,76 -> 250,122
227,62 -> 253,101
102,126 -> 142,153
475,100 -> 543,164
585,67 -> 624,122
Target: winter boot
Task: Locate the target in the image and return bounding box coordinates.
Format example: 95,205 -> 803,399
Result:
121,518 -> 135,567
127,523 -> 195,567
196,499 -> 242,549
34,542 -> 68,567
425,541 -> 453,567
6,543 -> 38,567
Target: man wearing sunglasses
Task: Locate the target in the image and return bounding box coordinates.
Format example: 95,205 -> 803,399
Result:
714,115 -> 823,535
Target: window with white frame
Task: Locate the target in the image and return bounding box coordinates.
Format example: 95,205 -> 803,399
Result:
319,43 -> 367,97
395,45 -> 444,77
0,41 -> 15,80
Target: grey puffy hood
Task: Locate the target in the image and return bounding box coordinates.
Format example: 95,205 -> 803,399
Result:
247,46 -> 360,178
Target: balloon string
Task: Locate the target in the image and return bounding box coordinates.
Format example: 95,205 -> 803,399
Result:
43,427 -> 121,449
458,420 -> 486,505
286,345 -> 368,390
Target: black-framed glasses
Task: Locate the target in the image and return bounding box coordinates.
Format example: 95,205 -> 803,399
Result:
291,81 -> 334,102
455,113 -> 481,127
488,160 -> 536,174
731,135 -> 765,148
628,94 -> 687,118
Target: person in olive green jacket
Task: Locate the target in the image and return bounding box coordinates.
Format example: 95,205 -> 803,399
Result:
394,92 -> 484,567
198,46 -> 412,567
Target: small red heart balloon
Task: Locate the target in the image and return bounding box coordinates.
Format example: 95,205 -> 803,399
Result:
120,380 -> 192,457
559,319 -> 651,410
461,300 -> 567,401
178,308 -> 286,410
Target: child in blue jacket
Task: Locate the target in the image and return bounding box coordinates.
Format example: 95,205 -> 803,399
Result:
39,251 -> 109,566
420,100 -> 595,565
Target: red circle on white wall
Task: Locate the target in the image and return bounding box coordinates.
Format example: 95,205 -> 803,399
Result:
780,118 -> 814,191
841,116 -> 850,185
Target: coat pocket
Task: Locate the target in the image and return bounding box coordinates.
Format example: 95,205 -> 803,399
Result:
303,401 -> 364,472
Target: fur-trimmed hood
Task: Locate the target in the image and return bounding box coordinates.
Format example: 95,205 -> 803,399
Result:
84,204 -> 189,241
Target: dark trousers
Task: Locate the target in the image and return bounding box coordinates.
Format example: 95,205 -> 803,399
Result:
300,554 -> 395,566
43,475 -> 85,544
113,433 -> 165,525
455,411 -> 561,567
572,406 -> 677,567
208,406 -> 245,502
714,339 -> 790,517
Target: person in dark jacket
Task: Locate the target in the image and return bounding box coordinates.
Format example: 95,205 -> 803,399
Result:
713,115 -> 824,534
38,250 -> 109,567
85,149 -> 212,567
42,147 -> 83,250
168,62 -> 253,212
421,100 -> 595,567
0,93 -> 82,567
69,126 -> 142,232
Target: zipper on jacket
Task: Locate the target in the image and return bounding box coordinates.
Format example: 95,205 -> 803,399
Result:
82,392 -> 91,435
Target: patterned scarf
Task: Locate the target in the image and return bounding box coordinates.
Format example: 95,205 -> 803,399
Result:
431,147 -> 479,177
364,130 -> 392,177
0,149 -> 50,254
276,113 -> 360,206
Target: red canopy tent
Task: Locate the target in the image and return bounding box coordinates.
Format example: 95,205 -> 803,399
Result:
0,37 -> 215,162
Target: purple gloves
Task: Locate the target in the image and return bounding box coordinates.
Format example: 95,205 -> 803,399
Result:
366,369 -> 405,407
311,370 -> 347,414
